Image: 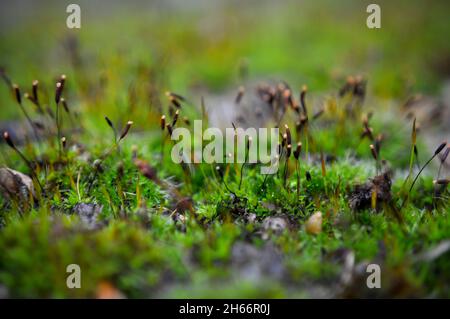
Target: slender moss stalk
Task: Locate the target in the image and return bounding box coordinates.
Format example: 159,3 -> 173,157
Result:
408,118 -> 417,178
400,141 -> 447,210
55,82 -> 63,158
401,118 -> 417,192
104,116 -> 117,145
160,115 -> 166,162
239,137 -> 252,190
13,84 -> 40,143
294,142 -> 302,201
216,165 -> 236,196
409,142 -> 446,193
437,145 -> 449,180
370,144 -> 379,174
283,144 -> 291,188
3,131 -> 43,192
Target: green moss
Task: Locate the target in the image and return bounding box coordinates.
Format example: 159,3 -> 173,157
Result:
0,0 -> 449,298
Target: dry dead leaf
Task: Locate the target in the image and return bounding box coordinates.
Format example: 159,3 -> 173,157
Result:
0,167 -> 35,200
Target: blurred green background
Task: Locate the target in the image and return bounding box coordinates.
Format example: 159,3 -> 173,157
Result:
1,0 -> 449,123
